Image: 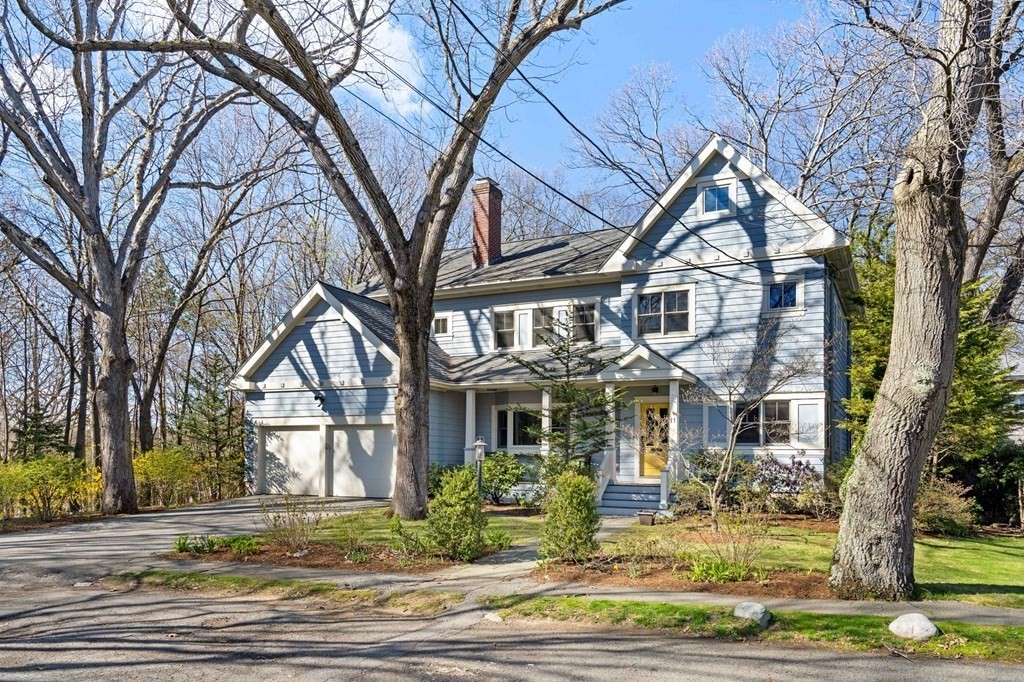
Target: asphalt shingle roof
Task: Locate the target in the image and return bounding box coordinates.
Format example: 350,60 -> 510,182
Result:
359,227 -> 625,296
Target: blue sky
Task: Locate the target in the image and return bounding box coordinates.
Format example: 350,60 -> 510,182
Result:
486,0 -> 806,173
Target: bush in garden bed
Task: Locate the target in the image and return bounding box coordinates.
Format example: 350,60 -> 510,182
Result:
540,470 -> 599,563
425,466 -> 488,561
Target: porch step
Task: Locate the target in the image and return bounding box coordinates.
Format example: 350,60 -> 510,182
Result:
599,483 -> 662,516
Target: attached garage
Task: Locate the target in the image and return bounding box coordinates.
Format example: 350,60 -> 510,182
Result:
330,425 -> 395,498
263,426 -> 322,495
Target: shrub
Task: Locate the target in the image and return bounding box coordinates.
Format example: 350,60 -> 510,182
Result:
134,447 -> 198,508
427,463 -> 462,499
915,477 -> 978,536
259,496 -> 325,553
425,467 -> 488,561
21,455 -> 86,521
540,471 -> 599,563
0,461 -> 29,520
481,452 -> 526,504
671,478 -> 709,517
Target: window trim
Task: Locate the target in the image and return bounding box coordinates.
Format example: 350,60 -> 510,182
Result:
431,312 -> 453,339
631,283 -> 696,341
492,404 -> 543,452
490,297 -> 601,351
696,177 -> 737,219
763,276 -> 805,316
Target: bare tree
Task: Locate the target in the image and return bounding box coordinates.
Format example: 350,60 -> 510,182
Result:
79,0 -> 625,518
829,0 -> 1024,600
0,0 -> 237,512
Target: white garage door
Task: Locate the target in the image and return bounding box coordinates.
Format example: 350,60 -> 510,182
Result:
264,427 -> 321,495
331,425 -> 395,498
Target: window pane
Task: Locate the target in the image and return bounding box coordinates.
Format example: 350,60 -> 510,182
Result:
769,282 -> 798,309
638,315 -> 662,336
495,311 -> 514,349
665,291 -> 688,313
637,293 -> 661,315
665,312 -> 689,333
764,400 -> 790,444
497,410 -> 509,449
735,402 -> 760,444
704,185 -> 729,212
513,411 -> 540,446
533,307 -> 554,346
573,304 -> 596,342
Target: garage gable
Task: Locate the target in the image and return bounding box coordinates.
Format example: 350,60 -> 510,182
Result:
233,283 -> 399,391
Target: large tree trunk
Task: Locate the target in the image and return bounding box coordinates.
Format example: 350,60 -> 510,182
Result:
390,288 -> 432,520
829,0 -> 991,600
93,308 -> 139,515
137,392 -> 156,453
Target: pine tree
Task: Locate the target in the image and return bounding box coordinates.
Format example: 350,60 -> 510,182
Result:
12,405 -> 73,461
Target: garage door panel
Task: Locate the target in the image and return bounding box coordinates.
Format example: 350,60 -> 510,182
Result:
264,427 -> 321,495
332,426 -> 395,498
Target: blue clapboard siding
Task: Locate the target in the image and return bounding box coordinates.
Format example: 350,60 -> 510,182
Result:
825,274 -> 852,463
246,388 -> 395,419
429,390 -> 466,466
251,318 -> 393,384
432,281 -> 623,357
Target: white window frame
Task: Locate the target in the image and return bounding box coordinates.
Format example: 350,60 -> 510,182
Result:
492,404 -> 543,452
491,297 -> 601,351
632,283 -> 696,341
719,395 -> 826,450
763,275 -> 805,317
431,312 -> 453,339
696,177 -> 737,219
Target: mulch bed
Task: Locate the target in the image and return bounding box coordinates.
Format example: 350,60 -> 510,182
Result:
170,541 -> 455,575
481,503 -> 544,517
532,560 -> 831,600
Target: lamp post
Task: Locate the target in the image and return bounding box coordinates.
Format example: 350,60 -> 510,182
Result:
474,437 -> 487,497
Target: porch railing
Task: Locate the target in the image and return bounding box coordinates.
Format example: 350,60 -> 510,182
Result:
596,449 -> 615,501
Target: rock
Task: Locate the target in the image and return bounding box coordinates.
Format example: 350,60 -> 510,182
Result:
888,613 -> 940,641
73,581 -> 93,588
291,549 -> 309,558
483,612 -> 504,623
733,601 -> 772,629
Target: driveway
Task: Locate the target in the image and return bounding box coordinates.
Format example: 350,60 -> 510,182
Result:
0,496 -> 385,584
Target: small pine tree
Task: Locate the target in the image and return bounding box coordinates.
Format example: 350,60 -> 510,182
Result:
508,316 -> 627,485
12,405 -> 73,461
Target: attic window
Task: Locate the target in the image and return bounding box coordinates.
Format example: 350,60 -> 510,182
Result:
704,185 -> 730,213
697,178 -> 736,218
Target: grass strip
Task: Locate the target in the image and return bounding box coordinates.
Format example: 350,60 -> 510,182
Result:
113,570 -> 464,614
484,594 -> 1024,664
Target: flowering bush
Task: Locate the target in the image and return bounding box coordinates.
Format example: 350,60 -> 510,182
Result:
752,453 -> 838,519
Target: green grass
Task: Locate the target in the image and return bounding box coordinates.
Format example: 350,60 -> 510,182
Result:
486,594 -> 1024,664
611,521 -> 1024,609
317,507 -> 544,547
113,570 -> 464,614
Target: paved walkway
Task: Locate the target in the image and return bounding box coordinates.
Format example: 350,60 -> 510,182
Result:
2,498 -> 1022,627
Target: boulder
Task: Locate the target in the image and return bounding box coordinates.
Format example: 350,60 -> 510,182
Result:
733,601 -> 772,629
888,613 -> 940,641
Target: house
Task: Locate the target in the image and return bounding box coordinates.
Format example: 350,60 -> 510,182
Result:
233,136 -> 856,514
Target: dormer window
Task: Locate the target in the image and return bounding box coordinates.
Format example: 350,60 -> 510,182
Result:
703,185 -> 730,213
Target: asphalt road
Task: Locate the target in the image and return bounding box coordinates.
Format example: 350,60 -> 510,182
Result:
1,582 -> 1021,681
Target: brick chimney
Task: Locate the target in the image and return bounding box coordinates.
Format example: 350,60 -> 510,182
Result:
471,177 -> 502,268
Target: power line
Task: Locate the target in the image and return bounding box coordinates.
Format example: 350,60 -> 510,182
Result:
447,0 -> 793,278
346,43 -> 764,286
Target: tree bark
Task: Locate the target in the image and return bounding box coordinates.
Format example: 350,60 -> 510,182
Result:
390,287 -> 432,519
829,0 -> 992,600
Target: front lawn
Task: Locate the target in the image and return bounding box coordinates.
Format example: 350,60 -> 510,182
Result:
601,519 -> 1024,609
485,594 -> 1024,664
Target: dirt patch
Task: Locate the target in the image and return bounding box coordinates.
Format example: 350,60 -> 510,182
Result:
481,503 -> 544,517
170,541 -> 454,574
532,561 -> 830,600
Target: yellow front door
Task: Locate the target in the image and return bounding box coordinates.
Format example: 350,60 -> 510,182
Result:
640,403 -> 670,478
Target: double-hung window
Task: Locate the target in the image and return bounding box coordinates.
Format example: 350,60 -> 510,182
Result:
734,400 -> 791,446
573,303 -> 597,342
494,311 -> 515,350
636,288 -> 691,337
533,307 -> 555,346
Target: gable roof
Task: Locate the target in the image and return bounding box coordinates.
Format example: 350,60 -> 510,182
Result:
359,227 -> 625,298
233,282 -> 454,388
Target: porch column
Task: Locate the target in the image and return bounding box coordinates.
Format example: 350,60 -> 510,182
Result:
604,382 -> 617,475
464,389 -> 476,464
540,388 -> 552,455
664,379 -> 680,509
